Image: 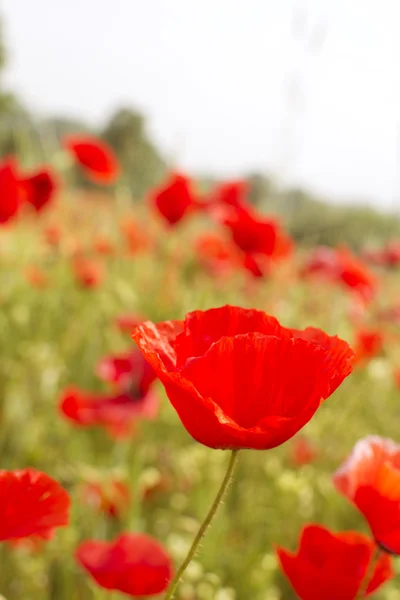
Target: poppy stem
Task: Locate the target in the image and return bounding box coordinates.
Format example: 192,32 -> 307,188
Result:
356,545 -> 381,599
164,449 -> 240,600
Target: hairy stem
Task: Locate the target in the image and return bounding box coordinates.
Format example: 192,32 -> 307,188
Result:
164,449 -> 240,599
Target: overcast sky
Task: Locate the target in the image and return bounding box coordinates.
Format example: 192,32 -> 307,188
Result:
2,0 -> 400,208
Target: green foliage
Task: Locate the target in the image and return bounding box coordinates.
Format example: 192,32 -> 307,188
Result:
102,107 -> 166,199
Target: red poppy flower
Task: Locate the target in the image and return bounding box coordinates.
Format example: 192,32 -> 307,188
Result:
222,206 -> 293,269
43,223 -> 62,248
80,480 -> 130,518
353,329 -> 384,365
72,257 -> 104,288
21,167 -> 57,213
194,232 -> 240,276
382,242 -> 400,268
120,217 -> 152,254
336,248 -> 377,302
151,173 -> 198,226
60,386 -> 159,438
290,436 -> 317,466
210,180 -> 250,210
64,135 -> 119,184
0,160 -> 21,224
93,234 -> 114,255
0,469 -> 70,541
132,305 -> 354,450
24,265 -> 49,289
76,533 -> 173,596
277,524 -> 393,600
242,252 -> 266,278
96,348 -> 156,397
301,246 -> 338,279
333,436 -> 400,554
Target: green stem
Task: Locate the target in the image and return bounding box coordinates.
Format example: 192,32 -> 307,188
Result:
356,545 -> 381,599
164,449 -> 240,600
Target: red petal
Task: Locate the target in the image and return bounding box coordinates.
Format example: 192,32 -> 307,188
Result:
76,533 -> 173,595
174,305 -> 287,367
64,135 -> 119,183
0,469 -> 70,540
132,319 -> 184,373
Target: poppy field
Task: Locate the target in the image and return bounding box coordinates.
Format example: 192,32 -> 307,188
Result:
2,140 -> 400,600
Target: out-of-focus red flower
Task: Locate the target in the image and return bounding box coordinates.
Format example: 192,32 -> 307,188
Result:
277,524 -> 392,599
24,265 -> 48,289
353,329 -> 384,365
301,246 -> 338,279
96,348 -> 156,396
290,436 -> 318,466
210,180 -> 250,210
115,314 -> 144,334
93,234 -> 114,256
76,533 -> 173,596
72,257 -> 104,288
333,436 -> 400,554
132,305 -> 354,450
302,247 -> 377,302
0,160 -> 21,224
336,248 -> 377,302
194,232 -> 240,276
64,135 -> 119,184
223,206 -> 289,256
21,167 -> 57,213
151,173 -> 198,226
0,469 -> 70,541
60,386 -> 159,438
382,242 -> 400,268
242,253 -> 266,278
80,480 -> 130,518
120,218 -> 152,254
43,223 -> 62,248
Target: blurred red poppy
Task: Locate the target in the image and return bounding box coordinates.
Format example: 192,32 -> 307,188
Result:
24,265 -> 49,289
76,533 -> 173,596
382,242 -> 400,268
93,234 -> 114,255
72,257 -> 104,288
43,223 -> 62,248
336,248 -> 377,302
22,167 -> 57,213
80,480 -> 130,519
0,469 -> 70,541
290,436 -> 317,466
96,348 -> 156,396
333,436 -> 400,554
60,386 -> 158,438
277,524 -> 392,599
353,329 -> 384,365
151,173 -> 198,226
210,180 -> 250,210
64,135 -> 119,183
0,160 -> 21,224
221,206 -> 293,277
132,305 -> 354,450
121,220 -> 152,254
194,232 -> 240,276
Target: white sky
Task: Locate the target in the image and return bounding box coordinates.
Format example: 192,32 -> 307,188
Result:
2,0 -> 400,208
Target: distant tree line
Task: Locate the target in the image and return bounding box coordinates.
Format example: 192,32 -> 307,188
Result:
0,16 -> 399,249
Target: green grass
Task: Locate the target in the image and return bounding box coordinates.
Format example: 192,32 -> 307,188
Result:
1,203 -> 400,599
